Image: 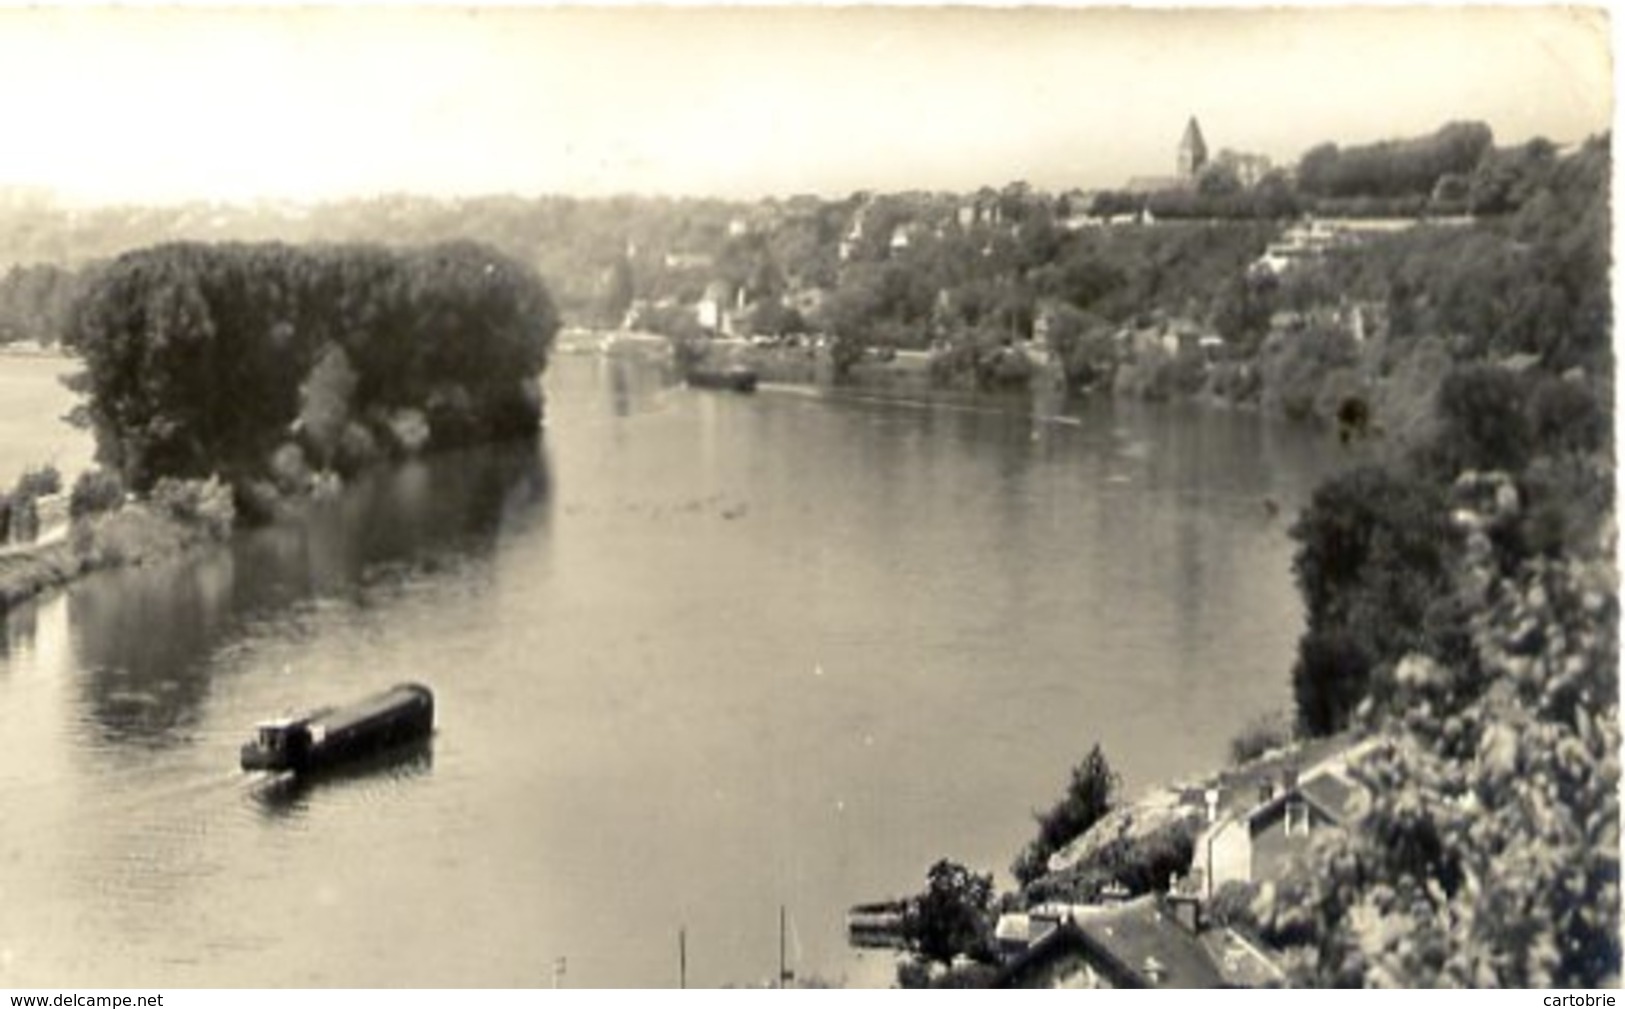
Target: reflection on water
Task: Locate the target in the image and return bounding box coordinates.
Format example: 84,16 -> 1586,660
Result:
247,738 -> 436,821
64,445 -> 551,748
0,357 -> 1346,987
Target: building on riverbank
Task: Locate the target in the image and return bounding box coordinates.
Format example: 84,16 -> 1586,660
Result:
993,893 -> 1284,988
1188,737 -> 1379,900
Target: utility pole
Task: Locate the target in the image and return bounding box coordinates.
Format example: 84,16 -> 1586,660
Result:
778,905 -> 790,988
679,927 -> 687,989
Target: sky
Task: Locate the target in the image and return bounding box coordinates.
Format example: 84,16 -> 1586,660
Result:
0,5 -> 1611,206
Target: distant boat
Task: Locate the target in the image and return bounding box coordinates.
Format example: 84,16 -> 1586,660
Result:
686,365 -> 759,393
240,682 -> 435,774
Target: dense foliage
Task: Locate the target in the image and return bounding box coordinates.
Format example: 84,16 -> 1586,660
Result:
0,463 -> 63,544
1268,129 -> 1616,988
0,263 -> 88,345
64,241 -> 557,512
1296,122 -> 1494,200
899,859 -> 999,967
1011,744 -> 1120,886
1259,537 -> 1618,986
1289,466 -> 1464,735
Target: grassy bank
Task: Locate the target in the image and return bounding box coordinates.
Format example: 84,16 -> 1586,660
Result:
0,497 -> 232,611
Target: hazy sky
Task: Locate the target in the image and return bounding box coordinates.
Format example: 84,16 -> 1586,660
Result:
0,5 -> 1611,205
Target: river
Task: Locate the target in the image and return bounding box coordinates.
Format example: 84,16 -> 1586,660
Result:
0,353 -> 1344,987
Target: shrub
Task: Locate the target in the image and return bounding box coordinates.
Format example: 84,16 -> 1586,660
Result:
150,476 -> 235,539
1229,709 -> 1296,765
1529,375 -> 1608,458
1260,322 -> 1360,424
298,345 -> 358,465
12,464 -> 61,501
69,468 -> 124,519
336,421 -> 382,476
82,504 -> 189,566
385,409 -> 431,455
268,442 -> 312,495
6,496 -> 37,544
1431,364 -> 1533,474
1207,880 -> 1264,931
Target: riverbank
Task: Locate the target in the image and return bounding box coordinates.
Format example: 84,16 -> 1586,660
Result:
0,491 -> 233,611
655,326 -> 1391,436
0,342 -> 72,359
883,428 -> 1618,986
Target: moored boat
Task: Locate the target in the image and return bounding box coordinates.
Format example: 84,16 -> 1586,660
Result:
686,365 -> 759,393
240,682 -> 435,774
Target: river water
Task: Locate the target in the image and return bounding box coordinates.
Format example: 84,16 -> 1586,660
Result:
0,353 -> 1343,987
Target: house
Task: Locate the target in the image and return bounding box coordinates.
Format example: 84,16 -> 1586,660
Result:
1191,739 -> 1378,899
995,895 -> 1257,989
956,195 -> 1003,229
1107,208 -> 1154,226
696,280 -> 737,335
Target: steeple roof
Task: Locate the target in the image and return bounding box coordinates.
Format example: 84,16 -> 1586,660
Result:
1180,116 -> 1207,161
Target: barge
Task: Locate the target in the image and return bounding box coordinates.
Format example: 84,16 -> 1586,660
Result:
240,682 -> 435,774
686,365 -> 759,393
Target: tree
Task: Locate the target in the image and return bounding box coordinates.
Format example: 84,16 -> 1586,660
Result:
1252,170 -> 1300,218
1012,744 -> 1120,885
1041,302 -> 1116,388
297,344 -> 358,468
1197,162 -> 1244,197
901,859 -> 997,966
599,255 -> 634,327
1289,466 -> 1463,735
1469,137 -> 1558,215
1430,365 -> 1533,475
1213,274 -> 1274,354
747,300 -> 806,338
1295,121 -> 1494,199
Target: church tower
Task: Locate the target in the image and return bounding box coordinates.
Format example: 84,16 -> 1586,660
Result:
1178,116 -> 1208,180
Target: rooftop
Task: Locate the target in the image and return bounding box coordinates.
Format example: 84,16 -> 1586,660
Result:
998,895 -> 1229,988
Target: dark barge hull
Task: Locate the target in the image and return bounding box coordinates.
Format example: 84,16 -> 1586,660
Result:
687,367 -> 758,393
241,682 -> 435,774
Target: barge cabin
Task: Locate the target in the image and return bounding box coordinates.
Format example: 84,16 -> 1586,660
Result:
241,682 -> 435,774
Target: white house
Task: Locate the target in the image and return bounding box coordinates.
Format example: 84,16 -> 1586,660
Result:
1192,739 -> 1380,899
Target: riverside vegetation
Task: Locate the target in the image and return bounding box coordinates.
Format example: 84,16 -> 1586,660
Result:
879,132 -> 1614,987
0,122 -> 1600,427
0,240 -> 558,610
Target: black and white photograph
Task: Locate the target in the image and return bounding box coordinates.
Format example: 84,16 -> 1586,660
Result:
0,3 -> 1614,991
